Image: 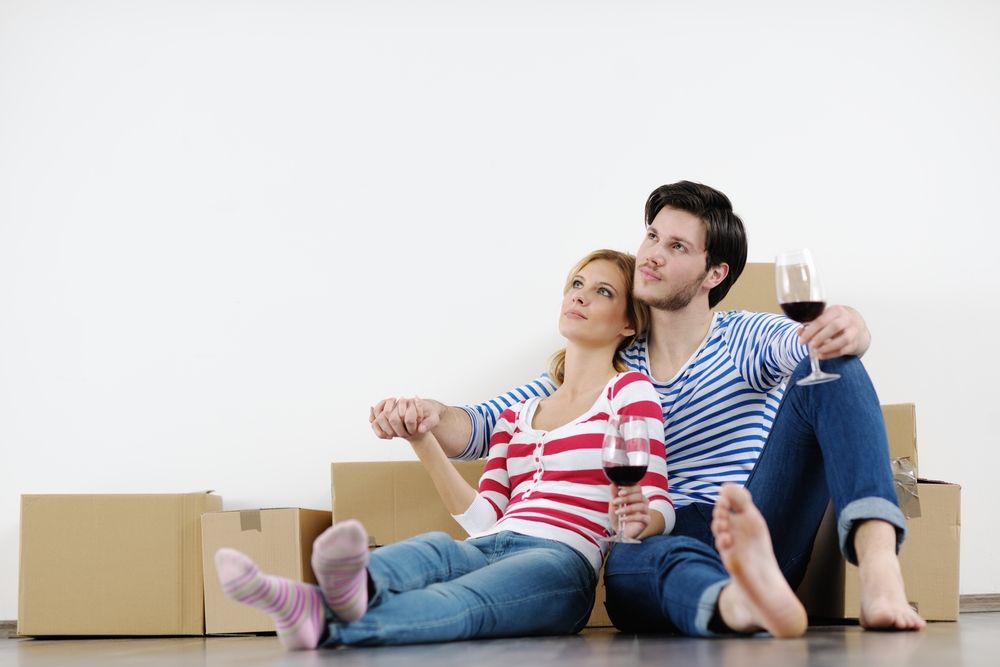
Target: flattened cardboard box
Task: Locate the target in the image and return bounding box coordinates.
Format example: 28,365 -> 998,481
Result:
18,492 -> 222,636
202,508 -> 332,634
797,481 -> 960,621
331,461 -> 613,627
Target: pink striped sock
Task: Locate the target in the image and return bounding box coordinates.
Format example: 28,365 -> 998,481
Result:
215,548 -> 325,651
310,520 -> 370,622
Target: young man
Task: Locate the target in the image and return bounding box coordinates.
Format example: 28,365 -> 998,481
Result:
370,181 -> 924,637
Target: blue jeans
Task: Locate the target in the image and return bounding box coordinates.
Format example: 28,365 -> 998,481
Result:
321,531 -> 596,646
604,356 -> 907,636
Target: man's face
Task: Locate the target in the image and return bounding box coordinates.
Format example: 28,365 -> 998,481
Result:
634,207 -> 711,311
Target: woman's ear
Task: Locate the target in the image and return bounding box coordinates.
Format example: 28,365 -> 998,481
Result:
620,324 -> 636,338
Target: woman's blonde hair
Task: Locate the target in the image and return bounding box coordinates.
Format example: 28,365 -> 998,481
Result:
548,249 -> 649,386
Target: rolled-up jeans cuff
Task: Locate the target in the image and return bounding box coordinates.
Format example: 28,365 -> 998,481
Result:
838,497 -> 907,565
694,578 -> 731,637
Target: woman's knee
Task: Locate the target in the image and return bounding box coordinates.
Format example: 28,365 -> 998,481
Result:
410,531 -> 456,547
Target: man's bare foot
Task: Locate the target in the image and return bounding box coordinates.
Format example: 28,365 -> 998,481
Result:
854,520 -> 926,631
713,484 -> 807,639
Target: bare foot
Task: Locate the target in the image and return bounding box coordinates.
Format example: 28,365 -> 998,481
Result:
712,484 -> 807,638
855,520 -> 926,631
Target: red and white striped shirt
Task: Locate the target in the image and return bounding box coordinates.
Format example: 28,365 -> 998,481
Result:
453,371 -> 673,572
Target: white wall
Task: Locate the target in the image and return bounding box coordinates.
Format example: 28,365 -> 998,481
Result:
1,0 -> 997,620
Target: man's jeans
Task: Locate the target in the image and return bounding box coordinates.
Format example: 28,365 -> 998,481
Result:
604,356 -> 907,636
322,531 -> 596,646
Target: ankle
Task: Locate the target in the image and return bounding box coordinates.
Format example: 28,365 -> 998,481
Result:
852,519 -> 898,566
715,584 -> 753,634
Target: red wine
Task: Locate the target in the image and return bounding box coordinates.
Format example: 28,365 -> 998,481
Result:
781,301 -> 825,323
603,465 -> 647,486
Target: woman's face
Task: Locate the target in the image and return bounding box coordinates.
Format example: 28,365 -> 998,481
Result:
558,259 -> 635,346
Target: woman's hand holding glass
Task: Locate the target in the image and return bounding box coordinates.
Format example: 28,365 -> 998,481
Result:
602,415 -> 651,543
608,484 -> 652,541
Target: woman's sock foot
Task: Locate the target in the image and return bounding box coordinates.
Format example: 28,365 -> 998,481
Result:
215,548 -> 325,650
311,520 -> 370,622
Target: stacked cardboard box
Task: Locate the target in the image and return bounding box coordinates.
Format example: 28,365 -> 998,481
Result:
18,492 -> 221,636
201,508 -> 332,634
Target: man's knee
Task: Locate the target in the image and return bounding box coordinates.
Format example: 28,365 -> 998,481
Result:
789,354 -> 871,389
820,355 -> 864,375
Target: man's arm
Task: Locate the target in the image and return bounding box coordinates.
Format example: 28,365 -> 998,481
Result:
369,375 -> 557,460
729,308 -> 871,392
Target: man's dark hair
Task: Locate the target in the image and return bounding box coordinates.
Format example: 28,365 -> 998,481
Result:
644,180 -> 748,308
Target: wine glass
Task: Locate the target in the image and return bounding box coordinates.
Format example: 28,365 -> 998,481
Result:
775,248 -> 840,386
601,415 -> 650,544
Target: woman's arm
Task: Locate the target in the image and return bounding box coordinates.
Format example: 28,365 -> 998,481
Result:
408,431 -> 477,515
381,398 -> 515,534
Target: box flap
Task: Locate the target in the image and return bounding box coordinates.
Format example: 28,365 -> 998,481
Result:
882,403 -> 918,475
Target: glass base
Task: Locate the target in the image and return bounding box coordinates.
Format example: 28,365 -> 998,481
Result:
796,371 -> 840,386
608,535 -> 642,544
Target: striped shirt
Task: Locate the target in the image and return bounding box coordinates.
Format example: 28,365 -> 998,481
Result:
458,311 -> 806,508
453,371 -> 673,572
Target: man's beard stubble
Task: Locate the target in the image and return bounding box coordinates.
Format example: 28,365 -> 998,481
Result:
638,270 -> 708,312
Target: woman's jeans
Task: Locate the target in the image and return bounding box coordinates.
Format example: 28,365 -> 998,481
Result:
321,531 -> 596,647
604,356 -> 907,636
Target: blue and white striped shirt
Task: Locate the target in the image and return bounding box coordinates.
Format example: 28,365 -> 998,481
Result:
458,311 -> 807,508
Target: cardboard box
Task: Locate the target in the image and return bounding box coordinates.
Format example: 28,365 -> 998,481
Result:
331,461 -> 484,545
796,481 -> 961,621
331,461 -> 614,627
715,262 -> 781,314
18,491 -> 222,636
201,508 -> 332,634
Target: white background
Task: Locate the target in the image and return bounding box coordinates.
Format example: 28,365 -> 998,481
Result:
1,0 -> 997,620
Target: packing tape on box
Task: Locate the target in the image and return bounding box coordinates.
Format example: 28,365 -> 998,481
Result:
240,510 -> 262,532
892,457 -> 921,519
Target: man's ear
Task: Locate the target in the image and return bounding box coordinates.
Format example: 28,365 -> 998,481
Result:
703,262 -> 729,290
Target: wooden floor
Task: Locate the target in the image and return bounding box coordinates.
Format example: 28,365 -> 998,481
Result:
4,613 -> 998,666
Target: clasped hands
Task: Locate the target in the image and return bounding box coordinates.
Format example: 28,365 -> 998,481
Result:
370,397 -> 440,441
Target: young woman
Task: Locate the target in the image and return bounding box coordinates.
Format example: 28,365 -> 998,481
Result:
214,249 -> 673,650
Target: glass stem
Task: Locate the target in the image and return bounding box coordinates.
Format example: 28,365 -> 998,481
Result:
810,348 -> 823,375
